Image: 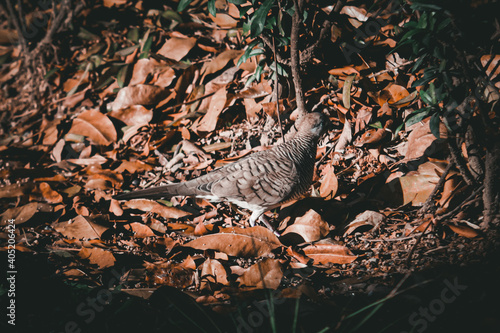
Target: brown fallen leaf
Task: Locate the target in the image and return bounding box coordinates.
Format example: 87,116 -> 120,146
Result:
125,222 -> 155,238
236,258 -> 283,289
108,105 -> 153,126
185,226 -> 281,257
145,261 -> 195,288
281,209 -> 330,243
445,222 -> 480,239
39,182 -> 63,203
157,37 -> 197,62
122,198 -> 191,219
78,247 -> 116,269
109,84 -> 168,111
114,160 -> 154,174
0,202 -> 53,226
344,210 -> 386,236
201,49 -> 244,80
200,258 -> 229,289
303,241 -> 357,265
68,109 -> 117,145
377,83 -> 410,106
0,182 -> 34,198
319,164 -> 338,199
53,215 -> 109,239
193,87 -> 227,133
209,13 -> 239,29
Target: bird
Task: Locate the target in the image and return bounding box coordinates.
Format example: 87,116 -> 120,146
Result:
115,112 -> 330,234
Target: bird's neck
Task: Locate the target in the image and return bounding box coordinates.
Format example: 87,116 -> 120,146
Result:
287,133 -> 318,164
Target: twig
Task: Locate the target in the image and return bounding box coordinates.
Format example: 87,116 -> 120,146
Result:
447,135 -> 476,186
437,185 -> 484,221
365,60 -> 416,79
272,34 -> 284,141
33,0 -> 72,56
291,0 -> 306,117
418,161 -> 455,216
406,217 -> 434,266
2,0 -> 27,51
360,233 -> 422,242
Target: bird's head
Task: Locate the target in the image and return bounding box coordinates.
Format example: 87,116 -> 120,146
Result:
296,112 -> 330,138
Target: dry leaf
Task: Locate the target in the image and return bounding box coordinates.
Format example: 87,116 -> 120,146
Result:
78,247 -> 116,268
319,164 -> 338,199
236,258 -> 283,289
68,109 -> 117,145
1,202 -> 52,226
194,87 -> 227,133
110,84 -> 168,111
122,199 -> 191,219
108,105 -> 153,126
39,182 -> 63,203
125,222 -> 155,238
157,37 -> 197,61
445,222 -> 480,239
344,211 -> 386,235
200,258 -> 229,289
210,13 -> 239,29
53,215 -> 109,239
185,226 -> 281,257
303,241 -> 357,265
281,209 -> 330,243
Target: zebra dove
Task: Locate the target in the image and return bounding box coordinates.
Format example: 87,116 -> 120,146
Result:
115,112 -> 329,233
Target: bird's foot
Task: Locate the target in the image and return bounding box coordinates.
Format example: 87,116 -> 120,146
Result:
259,215 -> 281,237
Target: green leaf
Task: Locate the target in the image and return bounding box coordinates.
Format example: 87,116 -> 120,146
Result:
127,28 -> 139,43
115,44 -> 140,57
420,89 -> 433,105
78,27 -> 99,41
208,0 -> 216,17
67,62 -> 91,97
139,35 -> 153,59
370,121 -> 383,129
229,0 -> 247,4
237,40 -> 261,67
405,107 -> 432,127
250,0 -> 274,37
428,82 -> 437,104
177,0 -> 193,12
117,64 -> 130,88
44,67 -> 60,80
162,9 -> 183,23
429,112 -> 441,138
394,121 -> 405,137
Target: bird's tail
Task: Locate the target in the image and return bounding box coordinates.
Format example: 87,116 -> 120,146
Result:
114,182 -> 194,200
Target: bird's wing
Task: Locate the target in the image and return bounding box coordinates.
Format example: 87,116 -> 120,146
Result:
206,151 -> 299,208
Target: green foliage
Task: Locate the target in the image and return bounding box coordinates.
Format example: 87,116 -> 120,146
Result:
398,0 -> 468,138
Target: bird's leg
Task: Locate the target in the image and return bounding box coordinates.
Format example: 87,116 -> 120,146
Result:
259,215 -> 281,237
248,211 -> 280,237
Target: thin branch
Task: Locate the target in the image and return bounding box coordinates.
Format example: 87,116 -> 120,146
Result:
417,161 -> 455,216
3,0 -> 27,51
33,0 -> 71,56
291,0 -> 306,117
447,135 -> 476,186
406,218 -> 434,266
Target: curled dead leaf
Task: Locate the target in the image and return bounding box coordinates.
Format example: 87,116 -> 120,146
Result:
200,258 -> 229,289
281,209 -> 330,243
